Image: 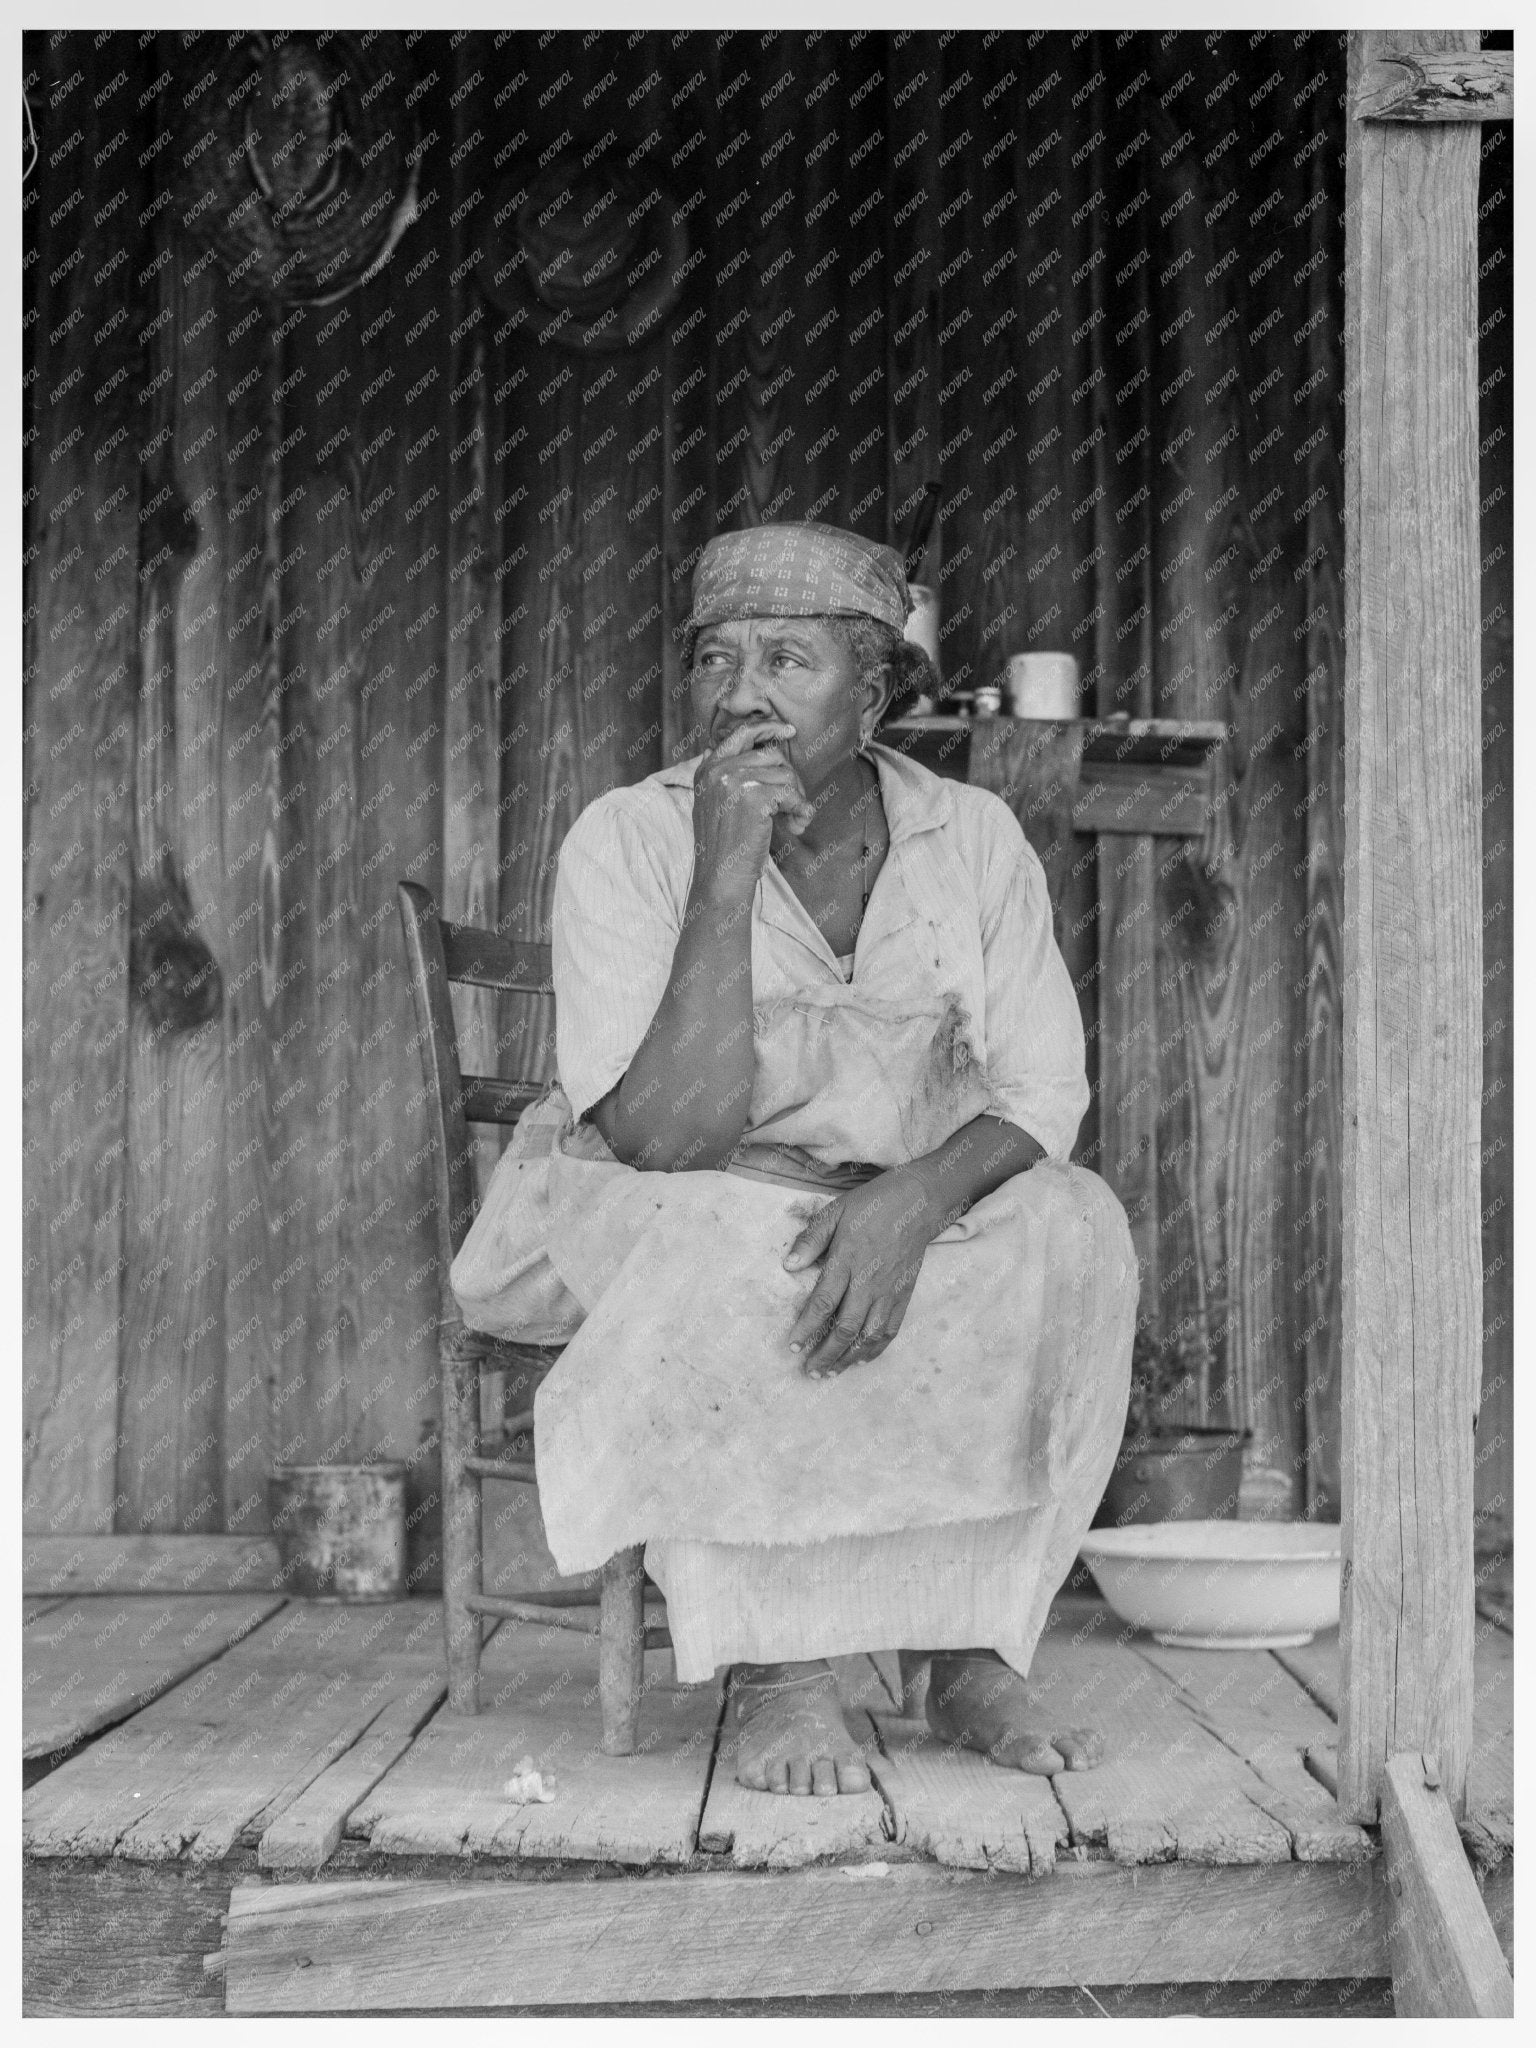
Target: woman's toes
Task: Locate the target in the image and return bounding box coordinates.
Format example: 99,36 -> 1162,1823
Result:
835,1756 -> 872,1795
737,1756 -> 768,1792
996,1733 -> 1064,1776
811,1756 -> 838,1798
1052,1726 -> 1105,1770
788,1754 -> 813,1796
768,1755 -> 791,1794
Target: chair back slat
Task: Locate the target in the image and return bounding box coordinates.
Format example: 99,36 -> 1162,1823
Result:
397,881 -> 558,1293
441,922 -> 552,994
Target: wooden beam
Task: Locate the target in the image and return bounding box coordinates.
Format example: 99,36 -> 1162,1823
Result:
1338,30 -> 1483,1824
1355,50 -> 1513,124
22,1535 -> 286,1596
221,1860 -> 1392,2012
1379,1753 -> 1513,2016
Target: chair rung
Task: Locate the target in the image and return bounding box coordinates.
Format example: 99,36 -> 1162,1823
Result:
467,1594 -> 600,1631
461,1455 -> 537,1483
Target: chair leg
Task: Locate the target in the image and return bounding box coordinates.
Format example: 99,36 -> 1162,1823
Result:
599,1544 -> 646,1755
440,1341 -> 484,1715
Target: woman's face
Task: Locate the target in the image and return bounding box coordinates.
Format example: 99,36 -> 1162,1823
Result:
689,616 -> 883,793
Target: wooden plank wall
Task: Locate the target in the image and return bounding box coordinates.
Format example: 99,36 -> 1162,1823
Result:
20,27 -> 1511,1534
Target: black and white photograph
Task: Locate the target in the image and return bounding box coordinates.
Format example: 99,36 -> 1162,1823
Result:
17,4 -> 1517,2022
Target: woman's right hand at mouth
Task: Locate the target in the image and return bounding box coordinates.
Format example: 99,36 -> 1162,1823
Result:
693,718 -> 814,902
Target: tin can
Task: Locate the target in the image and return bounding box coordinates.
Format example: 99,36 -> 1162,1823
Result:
973,684 -> 1002,719
268,1462 -> 408,1601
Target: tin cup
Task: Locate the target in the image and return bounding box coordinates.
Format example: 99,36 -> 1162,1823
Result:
268,1462 -> 407,1602
1005,652 -> 1079,721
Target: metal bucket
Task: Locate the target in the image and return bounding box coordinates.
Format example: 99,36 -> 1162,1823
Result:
1091,1429 -> 1248,1530
268,1462 -> 407,1601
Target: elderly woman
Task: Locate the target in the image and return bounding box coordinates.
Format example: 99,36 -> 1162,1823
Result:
453,521 -> 1137,1796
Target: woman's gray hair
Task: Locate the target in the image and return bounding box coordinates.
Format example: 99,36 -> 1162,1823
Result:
683,612 -> 936,727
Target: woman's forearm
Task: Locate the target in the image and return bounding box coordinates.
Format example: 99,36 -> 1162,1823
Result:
904,1114 -> 1046,1233
599,874 -> 758,1171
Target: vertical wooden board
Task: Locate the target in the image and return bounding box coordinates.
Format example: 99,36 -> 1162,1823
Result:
1474,118 -> 1514,1567
345,121 -> 463,1470
833,31 -> 888,543
703,31 -> 760,542
1186,34 -> 1324,1495
1132,1641 -> 1373,1861
1087,42 -> 1158,1311
934,46 -> 990,701
788,34 -> 844,523
659,38 -> 717,765
870,1713 -> 1070,1875
22,1593 -> 285,1766
495,44 -> 587,1072
116,199 -> 227,1534
738,36 -> 801,527
1023,1609 -> 1294,1865
1297,54 -> 1348,1515
1339,26 -> 1483,1822
239,291 -> 323,1473
1019,37 -> 1102,1166
356,1624 -> 720,1865
284,285 -> 362,1465
21,40 -> 145,1533
1140,51 -> 1242,1428
885,39 -> 942,604
217,283 -> 280,1531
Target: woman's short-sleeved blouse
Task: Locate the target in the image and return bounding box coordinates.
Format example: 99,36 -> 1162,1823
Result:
550,742 -> 1090,1163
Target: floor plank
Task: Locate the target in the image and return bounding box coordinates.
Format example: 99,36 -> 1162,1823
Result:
258,1679 -> 446,1873
1271,1627 -> 1342,1718
354,1620 -> 722,1864
870,1713 -> 1070,1875
1133,1640 -> 1374,1862
23,1602 -> 441,1861
697,1661 -> 890,1867
1021,1606 -> 1294,1864
222,1860 -> 1392,2011
23,1594 -> 286,1762
23,1534 -> 286,1596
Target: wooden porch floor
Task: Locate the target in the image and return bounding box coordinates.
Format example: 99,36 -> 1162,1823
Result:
23,1588 -> 1512,2013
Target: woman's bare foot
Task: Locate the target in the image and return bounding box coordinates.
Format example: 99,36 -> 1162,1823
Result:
728,1660 -> 874,1796
925,1649 -> 1105,1775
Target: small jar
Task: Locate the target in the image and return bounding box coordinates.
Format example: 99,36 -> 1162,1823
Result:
973,684 -> 1002,719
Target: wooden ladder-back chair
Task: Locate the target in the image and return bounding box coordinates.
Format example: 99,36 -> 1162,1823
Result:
397,879 -> 667,1755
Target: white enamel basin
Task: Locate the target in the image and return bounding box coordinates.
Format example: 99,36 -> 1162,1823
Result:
1077,1519 -> 1343,1648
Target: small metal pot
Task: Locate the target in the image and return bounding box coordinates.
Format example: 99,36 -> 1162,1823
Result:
268,1462 -> 407,1601
1091,1428 -> 1248,1529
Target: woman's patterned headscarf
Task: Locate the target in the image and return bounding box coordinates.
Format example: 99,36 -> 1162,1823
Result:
687,522 -> 913,648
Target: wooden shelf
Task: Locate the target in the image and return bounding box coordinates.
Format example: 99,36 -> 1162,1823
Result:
883,716 -> 1227,837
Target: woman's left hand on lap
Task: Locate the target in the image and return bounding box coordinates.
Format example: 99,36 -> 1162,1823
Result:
782,1171 -> 942,1376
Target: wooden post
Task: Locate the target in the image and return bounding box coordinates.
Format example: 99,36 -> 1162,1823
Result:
1379,1753 -> 1514,2015
1339,30 -> 1484,1822
598,1544 -> 646,1757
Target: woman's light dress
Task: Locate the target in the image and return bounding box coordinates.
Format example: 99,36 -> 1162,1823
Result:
451,743 -> 1137,1682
